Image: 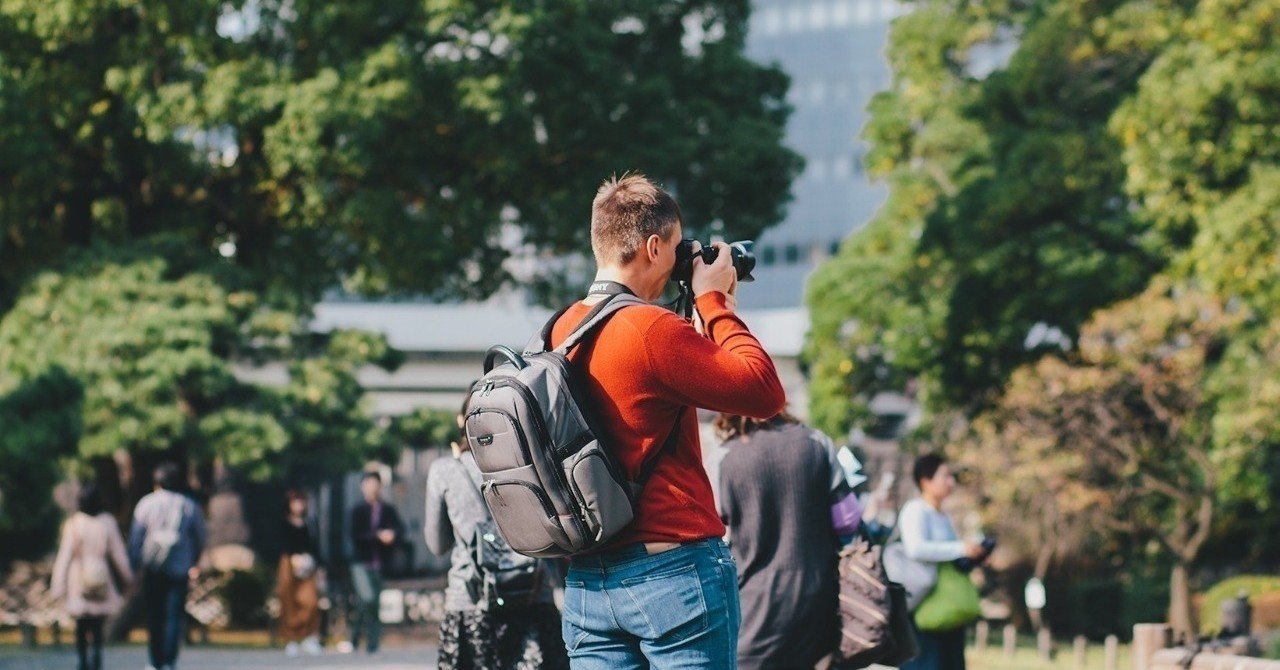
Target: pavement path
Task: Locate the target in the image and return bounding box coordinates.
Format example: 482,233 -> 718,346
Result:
0,645 -> 439,670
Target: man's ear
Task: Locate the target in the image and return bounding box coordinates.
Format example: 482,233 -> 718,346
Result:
645,234 -> 663,262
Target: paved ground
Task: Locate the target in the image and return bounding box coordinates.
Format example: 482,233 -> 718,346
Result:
0,645 -> 439,669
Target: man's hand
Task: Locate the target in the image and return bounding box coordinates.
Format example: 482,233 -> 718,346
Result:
691,241 -> 737,300
188,567 -> 201,582
377,529 -> 396,545
963,542 -> 985,560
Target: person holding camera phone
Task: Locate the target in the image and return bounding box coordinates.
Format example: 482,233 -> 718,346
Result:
544,173 -> 786,668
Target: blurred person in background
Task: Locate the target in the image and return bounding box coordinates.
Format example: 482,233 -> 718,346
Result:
277,489 -> 323,656
344,470 -> 403,654
129,462 -> 207,670
424,396 -> 568,670
898,453 -> 986,670
716,411 -> 860,670
52,483 -> 133,670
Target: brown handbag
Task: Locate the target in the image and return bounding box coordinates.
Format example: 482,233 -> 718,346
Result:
832,532 -> 919,668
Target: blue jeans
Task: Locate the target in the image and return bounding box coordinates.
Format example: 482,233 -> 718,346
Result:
902,627 -> 967,670
562,539 -> 740,669
142,571 -> 187,669
349,564 -> 383,652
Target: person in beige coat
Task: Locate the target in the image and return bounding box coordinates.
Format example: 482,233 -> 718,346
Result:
52,484 -> 133,670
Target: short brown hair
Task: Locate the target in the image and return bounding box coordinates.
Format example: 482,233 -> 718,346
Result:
714,411 -> 801,443
591,173 -> 683,266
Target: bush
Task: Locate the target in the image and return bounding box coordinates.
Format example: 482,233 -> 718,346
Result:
1199,575 -> 1280,635
1062,578 -> 1126,639
219,568 -> 272,629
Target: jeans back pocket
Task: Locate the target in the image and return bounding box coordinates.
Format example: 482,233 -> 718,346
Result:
619,562 -> 709,641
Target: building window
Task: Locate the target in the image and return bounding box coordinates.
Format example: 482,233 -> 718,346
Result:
832,0 -> 851,25
809,2 -> 828,29
757,7 -> 782,35
855,0 -> 874,24
787,5 -> 805,32
810,157 -> 828,181
761,245 -> 778,267
810,80 -> 827,104
833,157 -> 852,178
784,244 -> 801,264
829,240 -> 841,256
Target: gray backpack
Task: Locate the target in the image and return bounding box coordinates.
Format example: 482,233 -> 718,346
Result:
464,286 -> 682,558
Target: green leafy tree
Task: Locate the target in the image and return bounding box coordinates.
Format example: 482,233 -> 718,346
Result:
966,282 -> 1248,637
0,0 -> 800,309
805,0 -> 1178,437
0,250 -> 398,514
0,367 -> 82,562
810,0 -> 1280,634
389,405 -> 462,452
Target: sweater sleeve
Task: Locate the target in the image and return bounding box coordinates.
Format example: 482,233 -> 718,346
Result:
644,292 -> 786,418
50,520 -> 74,599
899,500 -> 966,563
423,462 -> 454,557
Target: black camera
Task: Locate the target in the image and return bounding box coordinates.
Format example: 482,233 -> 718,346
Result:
672,239 -> 756,284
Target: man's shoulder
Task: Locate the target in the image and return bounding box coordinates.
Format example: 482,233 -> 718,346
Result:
899,498 -> 928,517
606,303 -> 688,339
134,491 -> 162,514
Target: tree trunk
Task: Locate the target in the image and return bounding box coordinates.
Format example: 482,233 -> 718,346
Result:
1168,560 -> 1195,640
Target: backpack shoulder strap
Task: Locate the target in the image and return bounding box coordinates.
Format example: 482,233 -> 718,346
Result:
553,293 -> 649,354
524,304 -> 573,356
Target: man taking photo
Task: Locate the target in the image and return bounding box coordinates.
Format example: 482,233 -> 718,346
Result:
547,173 -> 786,667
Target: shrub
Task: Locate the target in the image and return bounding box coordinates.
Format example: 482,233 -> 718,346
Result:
219,568 -> 272,629
1199,575 -> 1280,635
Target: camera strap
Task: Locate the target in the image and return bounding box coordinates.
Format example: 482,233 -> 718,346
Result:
669,283 -> 695,320
586,280 -> 635,298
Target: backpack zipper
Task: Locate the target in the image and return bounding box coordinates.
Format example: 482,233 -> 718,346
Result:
465,408 -> 534,466
486,377 -> 590,543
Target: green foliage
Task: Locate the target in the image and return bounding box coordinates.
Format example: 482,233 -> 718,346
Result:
806,0 -> 1172,437
219,568 -> 272,629
0,367 -> 83,561
1199,574 -> 1280,634
389,406 -> 461,451
0,251 -> 396,485
0,0 -> 800,308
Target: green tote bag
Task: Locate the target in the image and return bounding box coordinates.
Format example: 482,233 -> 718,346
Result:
913,563 -> 981,632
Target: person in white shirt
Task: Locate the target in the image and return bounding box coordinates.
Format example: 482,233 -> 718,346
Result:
899,454 -> 984,670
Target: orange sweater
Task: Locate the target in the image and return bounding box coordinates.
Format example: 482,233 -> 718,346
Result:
550,291 -> 787,546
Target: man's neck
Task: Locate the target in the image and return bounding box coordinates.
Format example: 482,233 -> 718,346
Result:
592,268 -> 655,302
922,494 -> 945,511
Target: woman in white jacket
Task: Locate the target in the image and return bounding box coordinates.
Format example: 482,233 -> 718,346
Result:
898,454 -> 983,670
52,484 -> 133,670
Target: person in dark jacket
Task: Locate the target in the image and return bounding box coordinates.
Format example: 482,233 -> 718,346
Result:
128,462 -> 206,670
345,471 -> 403,654
716,412 -> 858,670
